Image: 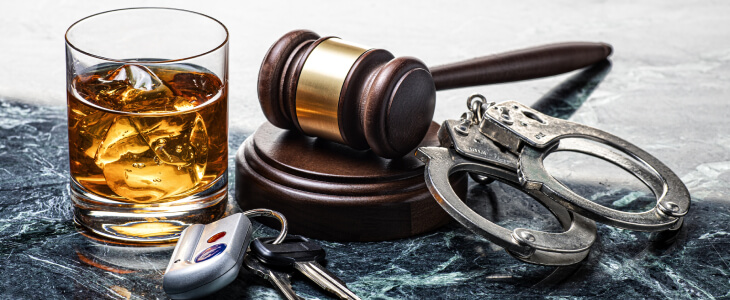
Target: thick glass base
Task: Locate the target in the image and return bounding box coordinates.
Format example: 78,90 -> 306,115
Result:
71,175 -> 227,245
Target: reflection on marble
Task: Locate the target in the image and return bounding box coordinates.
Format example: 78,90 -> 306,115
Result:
1,83 -> 729,299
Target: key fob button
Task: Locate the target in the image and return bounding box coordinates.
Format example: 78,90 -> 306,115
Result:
195,243 -> 227,263
207,231 -> 226,243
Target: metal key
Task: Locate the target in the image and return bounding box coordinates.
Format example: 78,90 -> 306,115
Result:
252,235 -> 362,300
243,254 -> 304,300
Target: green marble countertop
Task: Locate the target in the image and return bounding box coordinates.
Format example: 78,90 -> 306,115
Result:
1,1 -> 729,299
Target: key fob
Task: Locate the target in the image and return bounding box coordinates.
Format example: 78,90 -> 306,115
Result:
163,213 -> 253,299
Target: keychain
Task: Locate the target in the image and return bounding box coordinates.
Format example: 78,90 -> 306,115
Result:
162,209 -> 361,300
163,209 -> 288,299
416,94 -> 690,265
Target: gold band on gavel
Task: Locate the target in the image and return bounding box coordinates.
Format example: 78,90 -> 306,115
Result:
295,38 -> 370,143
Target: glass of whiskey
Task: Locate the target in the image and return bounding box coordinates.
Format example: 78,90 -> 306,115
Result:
65,8 -> 229,244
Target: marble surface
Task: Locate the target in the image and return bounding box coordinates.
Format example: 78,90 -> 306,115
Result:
2,1 -> 730,299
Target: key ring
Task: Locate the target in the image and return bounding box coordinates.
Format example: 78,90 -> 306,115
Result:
244,208 -> 288,244
478,100 -> 689,231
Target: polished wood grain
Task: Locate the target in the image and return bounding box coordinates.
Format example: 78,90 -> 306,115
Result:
235,122 -> 468,241
339,48 -> 394,149
363,57 -> 435,158
246,30 -> 611,241
257,30 -> 319,129
257,30 -> 612,159
430,42 -> 613,90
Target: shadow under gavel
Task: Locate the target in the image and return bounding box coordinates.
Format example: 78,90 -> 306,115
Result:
531,59 -> 613,119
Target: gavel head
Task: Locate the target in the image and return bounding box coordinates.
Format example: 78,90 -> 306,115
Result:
258,30 -> 436,158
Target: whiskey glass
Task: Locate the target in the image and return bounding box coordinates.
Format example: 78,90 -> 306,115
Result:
65,8 -> 229,244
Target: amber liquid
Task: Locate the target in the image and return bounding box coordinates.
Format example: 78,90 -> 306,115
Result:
68,63 -> 227,204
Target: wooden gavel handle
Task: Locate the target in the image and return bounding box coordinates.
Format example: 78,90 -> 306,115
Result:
430,42 -> 613,90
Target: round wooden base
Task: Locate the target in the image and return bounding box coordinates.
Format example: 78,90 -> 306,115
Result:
235,122 -> 467,242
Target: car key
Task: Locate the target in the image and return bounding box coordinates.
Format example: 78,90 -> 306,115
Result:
243,254 -> 304,300
252,235 -> 362,300
163,209 -> 289,299
163,213 -> 253,299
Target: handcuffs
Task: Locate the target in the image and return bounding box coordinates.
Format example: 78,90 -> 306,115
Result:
416,94 -> 690,266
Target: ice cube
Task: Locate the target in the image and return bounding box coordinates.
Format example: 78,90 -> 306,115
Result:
135,113 -> 209,169
164,71 -> 222,106
94,112 -> 209,203
75,64 -> 193,113
68,109 -> 116,160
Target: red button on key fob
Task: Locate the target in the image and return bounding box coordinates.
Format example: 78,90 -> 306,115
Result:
207,231 -> 226,243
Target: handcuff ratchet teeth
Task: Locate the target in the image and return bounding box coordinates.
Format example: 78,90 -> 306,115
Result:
416,94 -> 691,265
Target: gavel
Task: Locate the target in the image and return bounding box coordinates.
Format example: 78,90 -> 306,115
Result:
258,30 -> 612,158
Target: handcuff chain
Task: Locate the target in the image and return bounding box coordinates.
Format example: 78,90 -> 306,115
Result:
465,94 -> 485,124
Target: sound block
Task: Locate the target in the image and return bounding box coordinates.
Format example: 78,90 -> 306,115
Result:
235,121 -> 467,242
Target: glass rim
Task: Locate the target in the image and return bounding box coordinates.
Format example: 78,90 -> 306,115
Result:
65,7 -> 229,64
